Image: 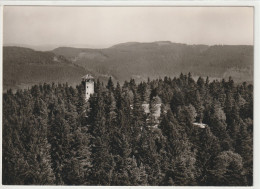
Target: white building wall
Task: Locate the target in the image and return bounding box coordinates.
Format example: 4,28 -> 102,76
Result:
85,81 -> 94,100
153,103 -> 161,119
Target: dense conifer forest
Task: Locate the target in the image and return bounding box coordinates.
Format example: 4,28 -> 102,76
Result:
2,73 -> 253,186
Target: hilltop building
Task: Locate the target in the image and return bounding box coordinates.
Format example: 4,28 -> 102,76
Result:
82,74 -> 94,101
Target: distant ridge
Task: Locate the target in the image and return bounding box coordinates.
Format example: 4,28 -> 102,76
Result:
3,43 -> 111,51
3,41 -> 253,90
53,41 -> 253,84
3,46 -> 87,91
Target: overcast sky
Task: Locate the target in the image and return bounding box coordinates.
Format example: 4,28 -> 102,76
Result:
3,6 -> 254,49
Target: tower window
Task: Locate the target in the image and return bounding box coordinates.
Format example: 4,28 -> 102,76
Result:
87,86 -> 88,88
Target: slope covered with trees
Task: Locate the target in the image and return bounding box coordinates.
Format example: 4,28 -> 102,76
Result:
3,42 -> 253,91
3,46 -> 87,91
53,42 -> 253,83
2,74 -> 253,186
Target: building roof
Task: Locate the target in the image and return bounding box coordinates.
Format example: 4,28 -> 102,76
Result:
193,122 -> 207,129
82,74 -> 94,80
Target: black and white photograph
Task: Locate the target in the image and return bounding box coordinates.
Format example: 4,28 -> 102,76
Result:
1,4 -> 256,187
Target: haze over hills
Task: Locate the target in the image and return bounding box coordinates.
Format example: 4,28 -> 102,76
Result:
3,43 -> 110,51
3,41 -> 253,91
3,43 -> 60,52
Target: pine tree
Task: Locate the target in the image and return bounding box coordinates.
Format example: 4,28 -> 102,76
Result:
208,151 -> 246,186
47,98 -> 71,184
106,77 -> 115,92
87,89 -> 114,185
236,122 -> 253,185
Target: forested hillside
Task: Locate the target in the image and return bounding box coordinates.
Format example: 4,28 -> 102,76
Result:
3,43 -> 253,91
3,46 -> 87,91
53,42 -> 253,83
2,74 -> 253,186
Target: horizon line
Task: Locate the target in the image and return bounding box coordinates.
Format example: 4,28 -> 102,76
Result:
3,40 -> 254,51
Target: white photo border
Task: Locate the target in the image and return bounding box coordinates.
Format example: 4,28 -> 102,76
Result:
0,1 -> 259,189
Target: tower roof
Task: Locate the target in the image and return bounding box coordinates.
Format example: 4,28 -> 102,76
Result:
82,74 -> 94,80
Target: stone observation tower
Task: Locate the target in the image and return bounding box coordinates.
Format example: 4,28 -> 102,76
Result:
82,74 -> 94,101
